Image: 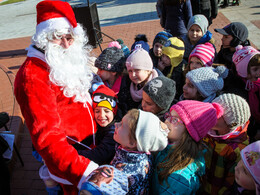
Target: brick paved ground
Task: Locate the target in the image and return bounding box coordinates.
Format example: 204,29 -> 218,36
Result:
0,11 -> 258,194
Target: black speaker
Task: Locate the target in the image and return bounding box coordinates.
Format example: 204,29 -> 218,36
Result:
72,3 -> 102,48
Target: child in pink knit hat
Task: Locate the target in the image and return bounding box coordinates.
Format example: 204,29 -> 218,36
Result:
225,45 -> 260,141
117,48 -> 160,119
235,140 -> 260,194
152,100 -> 223,194
187,42 -> 215,71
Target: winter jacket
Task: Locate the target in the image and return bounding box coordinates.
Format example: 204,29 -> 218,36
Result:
181,31 -> 215,64
161,0 -> 193,37
190,0 -> 218,25
202,122 -> 249,195
161,60 -> 185,99
78,122 -> 117,165
110,146 -> 153,195
14,45 -> 98,194
152,145 -> 206,194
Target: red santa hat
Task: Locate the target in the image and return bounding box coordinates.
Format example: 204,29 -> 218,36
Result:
36,0 -> 81,36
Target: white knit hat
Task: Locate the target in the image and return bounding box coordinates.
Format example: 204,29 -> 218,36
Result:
126,48 -> 153,71
212,93 -> 251,130
135,110 -> 168,152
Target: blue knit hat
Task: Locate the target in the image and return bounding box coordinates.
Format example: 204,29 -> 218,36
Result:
153,31 -> 173,46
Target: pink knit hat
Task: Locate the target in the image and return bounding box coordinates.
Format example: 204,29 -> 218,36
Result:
189,42 -> 215,67
241,140 -> 260,194
125,48 -> 153,71
170,100 -> 223,142
233,45 -> 260,78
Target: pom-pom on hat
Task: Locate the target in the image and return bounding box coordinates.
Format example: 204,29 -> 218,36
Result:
187,14 -> 209,35
232,45 -> 260,78
92,85 -> 118,115
186,66 -> 229,101
143,76 -> 176,114
95,47 -> 125,73
108,41 -> 121,49
215,22 -> 248,43
131,34 -> 150,52
116,39 -> 130,57
153,31 -> 173,47
170,100 -> 223,142
241,141 -> 260,194
162,37 -> 185,68
189,42 -> 215,67
136,110 -> 169,152
36,0 -> 81,36
126,48 -> 153,71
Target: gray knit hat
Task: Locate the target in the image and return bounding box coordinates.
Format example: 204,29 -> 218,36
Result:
186,66 -> 229,100
212,93 -> 250,130
187,14 -> 209,35
95,47 -> 125,73
143,76 -> 176,113
136,110 -> 168,153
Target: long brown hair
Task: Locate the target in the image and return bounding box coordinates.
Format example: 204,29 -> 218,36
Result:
157,129 -> 203,185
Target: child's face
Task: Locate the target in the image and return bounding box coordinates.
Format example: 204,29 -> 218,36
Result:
114,114 -> 137,150
247,66 -> 260,82
161,54 -> 171,67
221,35 -> 233,48
97,69 -> 116,82
183,78 -> 200,100
189,57 -> 203,70
211,116 -> 230,135
128,69 -> 151,84
142,91 -> 163,114
235,159 -> 256,190
164,109 -> 186,143
153,42 -> 163,57
188,24 -> 203,44
94,107 -> 114,127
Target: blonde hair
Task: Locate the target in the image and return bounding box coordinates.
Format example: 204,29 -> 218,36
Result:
125,109 -> 139,143
157,129 -> 204,185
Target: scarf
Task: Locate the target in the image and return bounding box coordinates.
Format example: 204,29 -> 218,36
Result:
130,69 -> 158,102
104,75 -> 122,95
244,78 -> 260,123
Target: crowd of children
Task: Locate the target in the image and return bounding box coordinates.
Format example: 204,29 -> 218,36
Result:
33,12 -> 260,195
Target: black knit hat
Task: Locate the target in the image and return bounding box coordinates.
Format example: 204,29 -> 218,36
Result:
153,31 -> 173,47
143,76 -> 176,113
95,47 -> 125,73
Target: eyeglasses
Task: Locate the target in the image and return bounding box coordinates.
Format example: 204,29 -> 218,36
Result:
164,112 -> 184,125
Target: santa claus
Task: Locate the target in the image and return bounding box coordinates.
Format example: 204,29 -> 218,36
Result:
14,0 -> 99,194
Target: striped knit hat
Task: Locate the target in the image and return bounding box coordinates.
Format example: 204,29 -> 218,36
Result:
189,43 -> 215,67
233,45 -> 260,78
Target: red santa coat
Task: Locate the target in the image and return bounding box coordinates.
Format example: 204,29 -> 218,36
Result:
14,46 -> 98,194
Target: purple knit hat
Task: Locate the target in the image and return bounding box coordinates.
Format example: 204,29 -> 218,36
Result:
233,45 -> 260,78
170,100 -> 223,142
189,42 -> 215,67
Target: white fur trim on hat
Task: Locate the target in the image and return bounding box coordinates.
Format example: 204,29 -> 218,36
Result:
36,17 -> 72,35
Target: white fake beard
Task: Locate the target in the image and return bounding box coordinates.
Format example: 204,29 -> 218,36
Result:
45,41 -> 93,105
